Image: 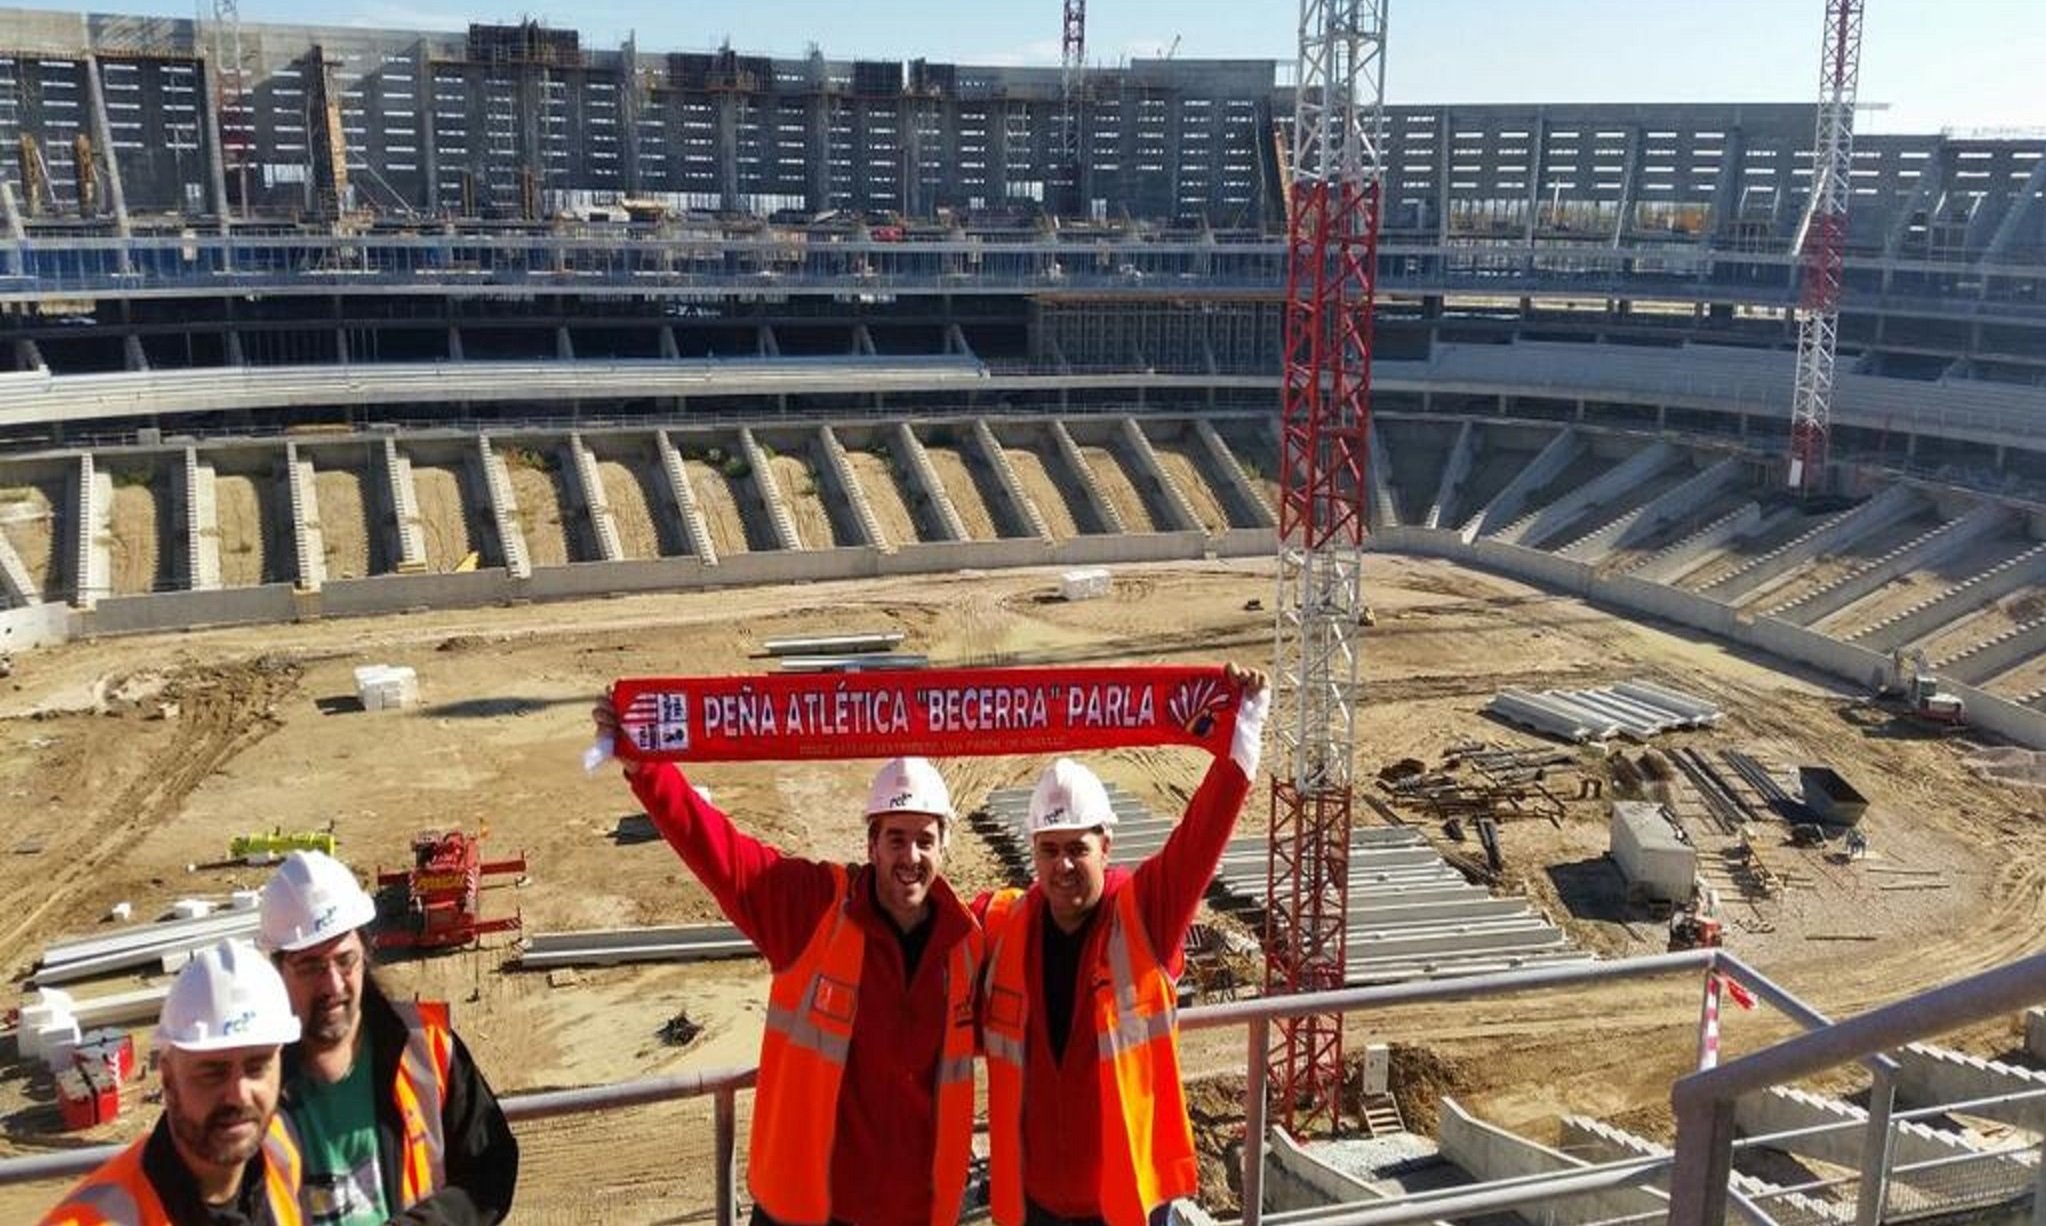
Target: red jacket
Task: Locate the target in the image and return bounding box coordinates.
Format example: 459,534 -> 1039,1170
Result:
974,756 -> 1250,1219
630,764 -> 978,1226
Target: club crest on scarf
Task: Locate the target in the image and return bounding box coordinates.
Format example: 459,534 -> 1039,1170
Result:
1167,675 -> 1232,737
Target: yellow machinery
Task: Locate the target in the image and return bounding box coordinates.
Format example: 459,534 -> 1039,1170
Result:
229,829 -> 337,861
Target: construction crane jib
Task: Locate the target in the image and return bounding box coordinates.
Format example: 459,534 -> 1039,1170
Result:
1788,0 -> 1864,494
1266,0 -> 1386,1136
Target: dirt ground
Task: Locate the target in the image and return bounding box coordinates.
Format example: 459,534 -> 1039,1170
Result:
682,459 -> 752,557
1003,446 -> 1084,538
212,473 -> 274,588
506,464 -> 571,568
843,451 -> 923,547
1149,441 -> 1235,533
410,464 -> 477,572
104,482 -> 165,597
0,482 -> 60,597
1078,444 -> 1159,532
314,468 -> 375,581
918,444 -> 1003,540
769,453 -> 839,549
2,555 -> 2043,1221
596,458 -> 666,560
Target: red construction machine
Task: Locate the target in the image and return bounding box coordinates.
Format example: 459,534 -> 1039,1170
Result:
375,830 -> 526,951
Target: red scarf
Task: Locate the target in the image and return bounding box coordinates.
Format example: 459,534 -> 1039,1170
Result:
610,666 -> 1244,762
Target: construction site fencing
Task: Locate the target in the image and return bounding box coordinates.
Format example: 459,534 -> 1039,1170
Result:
2,948 -> 2043,1222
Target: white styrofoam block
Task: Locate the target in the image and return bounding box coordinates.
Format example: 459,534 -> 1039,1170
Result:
108,902 -> 132,922
170,899 -> 214,920
229,890 -> 261,912
1059,567 -> 1112,601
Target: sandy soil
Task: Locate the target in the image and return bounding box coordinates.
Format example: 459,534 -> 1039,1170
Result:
507,464 -> 571,568
1077,444 -> 1160,533
769,453 -> 839,549
844,451 -> 923,547
596,457 -> 666,560
1148,440 -> 1235,532
3,557 -> 2042,1220
918,443 -> 1003,540
1738,514 -> 1942,615
1815,535 -> 2037,638
314,468 -> 376,581
1002,446 -> 1085,538
410,464 -> 477,572
1212,421 -> 1279,515
682,458 -> 754,556
105,481 -> 167,596
0,480 -> 61,596
212,473 -> 276,588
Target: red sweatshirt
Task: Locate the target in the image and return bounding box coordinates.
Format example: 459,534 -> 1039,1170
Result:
974,755 -> 1251,1219
628,763 -> 977,1226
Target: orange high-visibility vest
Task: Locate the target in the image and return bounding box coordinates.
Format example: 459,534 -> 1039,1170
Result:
750,863 -> 983,1226
276,999 -> 451,1214
389,1000 -> 453,1207
42,1117 -> 304,1226
981,886 -> 1197,1226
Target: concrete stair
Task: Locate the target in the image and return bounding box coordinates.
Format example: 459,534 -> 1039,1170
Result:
74,455 -> 110,609
378,437 -> 430,573
971,420 -> 1052,541
561,434 -> 624,563
1511,441 -> 1678,550
654,430 -> 718,565
1047,420 -> 1123,534
1467,427 -> 1579,541
1116,417 -> 1203,534
737,428 -> 803,551
1765,504 -> 2008,626
1425,420 -> 1475,530
180,447 -> 222,592
1850,539 -> 2046,652
0,514 -> 40,606
816,426 -> 887,550
1701,484 -> 1918,603
1933,614 -> 2046,687
1366,420 -> 1400,530
1627,501 -> 1766,583
1558,453 -> 1743,562
282,443 -> 326,593
1897,1042 -> 2046,1133
475,437 -> 532,579
1192,418 -> 1275,528
892,423 -> 970,542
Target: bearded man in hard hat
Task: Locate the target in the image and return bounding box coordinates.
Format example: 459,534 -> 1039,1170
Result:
44,940 -> 305,1225
977,663 -> 1269,1226
256,850 -> 518,1226
593,697 -> 983,1226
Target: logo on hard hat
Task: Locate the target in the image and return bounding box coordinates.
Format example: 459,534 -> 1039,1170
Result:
1168,677 -> 1230,738
221,1008 -> 257,1036
888,790 -> 915,809
1040,806 -> 1068,826
313,904 -> 339,930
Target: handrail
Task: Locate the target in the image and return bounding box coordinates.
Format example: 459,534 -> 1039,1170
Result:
1667,948 -> 2046,1223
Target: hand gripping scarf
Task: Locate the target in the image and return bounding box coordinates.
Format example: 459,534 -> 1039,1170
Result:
609,665 -> 1245,762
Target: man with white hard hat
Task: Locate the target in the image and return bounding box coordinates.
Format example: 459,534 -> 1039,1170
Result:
43,940 -> 306,1225
978,663 -> 1270,1226
257,851 -> 517,1226
593,696 -> 983,1226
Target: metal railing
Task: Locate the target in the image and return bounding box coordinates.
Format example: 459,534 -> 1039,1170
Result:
3,948 -> 2041,1225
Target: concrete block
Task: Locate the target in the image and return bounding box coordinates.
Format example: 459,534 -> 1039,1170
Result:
1703,483 -> 1918,602
283,442 -> 326,592
1769,504 -> 2009,627
1628,501 -> 1765,583
2028,1007 -> 2045,1062
184,448 -> 221,591
1515,440 -> 1678,550
1937,615 -> 2046,687
475,437 -> 532,580
74,455 -> 112,609
1560,453 -> 1742,562
1469,426 -> 1578,540
1438,1096 -> 1667,1223
1897,1042 -> 2046,1133
378,437 -> 429,573
1852,540 -> 2046,652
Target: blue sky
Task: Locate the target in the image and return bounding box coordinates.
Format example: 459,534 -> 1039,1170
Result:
19,0 -> 2044,134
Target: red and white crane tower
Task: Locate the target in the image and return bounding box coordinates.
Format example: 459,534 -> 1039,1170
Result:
1787,0 -> 1864,494
1060,0 -> 1086,216
1264,0 -> 1386,1134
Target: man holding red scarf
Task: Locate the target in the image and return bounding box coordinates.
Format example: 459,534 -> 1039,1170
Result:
591,700 -> 982,1226
977,663 -> 1269,1226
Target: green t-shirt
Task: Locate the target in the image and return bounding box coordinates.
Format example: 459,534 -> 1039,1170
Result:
284,1046 -> 390,1226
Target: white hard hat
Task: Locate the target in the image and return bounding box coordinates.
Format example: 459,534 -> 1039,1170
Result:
258,850 -> 378,954
866,756 -> 952,821
156,940 -> 303,1052
1027,758 -> 1117,835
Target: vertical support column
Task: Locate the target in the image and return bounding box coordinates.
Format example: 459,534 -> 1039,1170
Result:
74,455 -> 111,610
378,438 -> 428,574
807,89 -> 832,214
619,37 -> 642,197
717,91 -> 740,213
1854,1064 -> 1895,1224
415,41 -> 439,213
892,423 -> 969,543
182,447 -> 222,592
83,56 -> 132,256
283,442 -> 327,593
736,428 -> 801,551
564,434 -> 623,563
475,436 -> 532,579
198,55 -> 230,227
654,429 -> 718,565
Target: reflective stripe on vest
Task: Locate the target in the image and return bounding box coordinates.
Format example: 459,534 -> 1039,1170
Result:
44,1120 -> 305,1226
390,1000 -> 453,1207
750,864 -> 983,1226
980,885 -> 1197,1226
